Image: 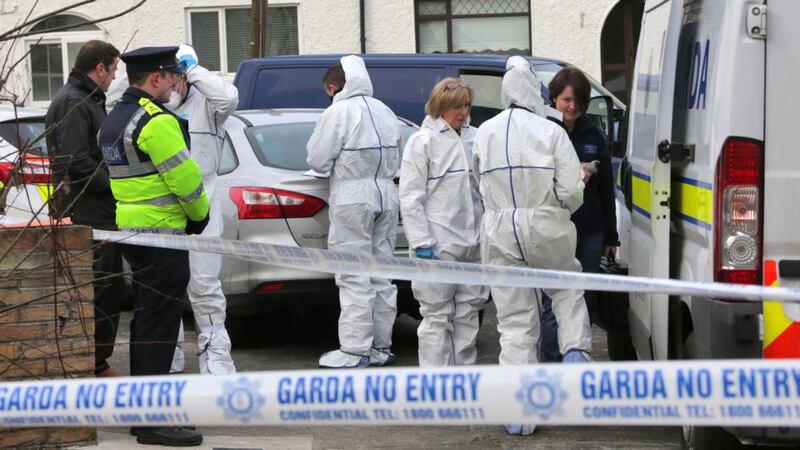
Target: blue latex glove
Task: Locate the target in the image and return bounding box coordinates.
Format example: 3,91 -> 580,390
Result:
415,247 -> 436,259
178,53 -> 198,73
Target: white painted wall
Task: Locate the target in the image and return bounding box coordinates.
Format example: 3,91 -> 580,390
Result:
531,0 -> 618,78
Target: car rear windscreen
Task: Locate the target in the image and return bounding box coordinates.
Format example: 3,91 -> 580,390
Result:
246,121 -> 418,171
0,119 -> 47,156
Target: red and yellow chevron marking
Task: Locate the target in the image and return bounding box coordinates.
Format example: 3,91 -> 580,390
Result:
763,260 -> 800,358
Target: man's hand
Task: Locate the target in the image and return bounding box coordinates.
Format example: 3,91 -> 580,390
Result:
185,213 -> 210,235
603,245 -> 617,260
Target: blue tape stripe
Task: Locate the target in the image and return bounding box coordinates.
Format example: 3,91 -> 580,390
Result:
632,170 -> 651,182
633,203 -> 651,218
676,176 -> 712,190
480,165 -> 555,175
673,211 -> 712,230
427,168 -> 466,181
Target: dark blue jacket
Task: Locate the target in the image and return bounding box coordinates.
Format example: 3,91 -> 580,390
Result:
568,114 -> 619,245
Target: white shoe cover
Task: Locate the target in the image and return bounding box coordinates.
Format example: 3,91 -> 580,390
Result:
369,348 -> 397,366
504,424 -> 537,435
319,349 -> 370,368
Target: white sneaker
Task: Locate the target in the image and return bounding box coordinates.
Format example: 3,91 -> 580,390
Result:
504,424 -> 537,435
318,349 -> 370,368
369,348 -> 397,366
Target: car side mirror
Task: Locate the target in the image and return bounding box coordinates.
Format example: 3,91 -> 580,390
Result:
586,95 -> 614,146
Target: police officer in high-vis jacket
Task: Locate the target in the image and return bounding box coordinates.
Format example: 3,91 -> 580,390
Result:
98,46 -> 207,447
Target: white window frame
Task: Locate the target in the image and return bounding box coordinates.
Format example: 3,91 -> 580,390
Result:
185,4 -> 301,75
185,6 -> 249,75
25,29 -> 105,107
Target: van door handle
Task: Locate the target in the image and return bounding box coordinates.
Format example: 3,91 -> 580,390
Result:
657,140 -> 695,163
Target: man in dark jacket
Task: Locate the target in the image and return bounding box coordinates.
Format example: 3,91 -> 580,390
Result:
46,40 -> 125,378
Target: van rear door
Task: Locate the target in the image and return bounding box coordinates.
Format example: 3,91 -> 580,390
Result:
762,0 -> 800,357
626,0 -> 680,360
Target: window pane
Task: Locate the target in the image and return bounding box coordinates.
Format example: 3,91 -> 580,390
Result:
452,16 -> 529,54
0,119 -> 47,156
247,122 -> 318,170
418,20 -> 448,53
452,0 -> 528,15
30,14 -> 100,32
30,43 -> 63,101
418,0 -> 447,15
225,8 -> 251,73
67,42 -> 86,71
217,136 -> 239,175
459,73 -> 503,126
191,12 -> 221,71
268,7 -> 299,56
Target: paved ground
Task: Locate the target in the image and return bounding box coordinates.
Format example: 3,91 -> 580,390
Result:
93,302 -> 680,449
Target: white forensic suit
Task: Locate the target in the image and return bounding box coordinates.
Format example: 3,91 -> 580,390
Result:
399,116 -> 489,366
306,55 -> 401,368
474,56 -> 592,365
171,56 -> 239,375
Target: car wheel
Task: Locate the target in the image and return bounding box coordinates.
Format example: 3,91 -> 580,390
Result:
679,331 -> 744,450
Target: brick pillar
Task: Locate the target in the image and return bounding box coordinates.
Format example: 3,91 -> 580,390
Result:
0,225 -> 97,448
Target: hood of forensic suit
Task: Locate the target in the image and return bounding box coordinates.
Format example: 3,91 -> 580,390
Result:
501,55 -> 546,117
333,55 -> 373,102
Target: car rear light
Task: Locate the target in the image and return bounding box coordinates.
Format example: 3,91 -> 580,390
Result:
713,138 -> 763,285
255,282 -> 284,293
229,187 -> 326,220
0,160 -> 51,185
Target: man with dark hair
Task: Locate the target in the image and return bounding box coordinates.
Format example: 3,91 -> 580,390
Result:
307,55 -> 402,368
99,46 -> 207,446
45,39 -> 125,380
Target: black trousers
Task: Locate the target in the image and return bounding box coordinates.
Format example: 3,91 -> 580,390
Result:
120,244 -> 189,376
93,241 -> 126,374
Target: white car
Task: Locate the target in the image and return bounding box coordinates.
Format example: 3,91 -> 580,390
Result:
0,106 -> 51,225
217,108 -> 418,315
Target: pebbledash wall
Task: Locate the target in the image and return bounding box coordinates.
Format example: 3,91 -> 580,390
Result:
0,0 -> 617,106
0,225 -> 97,448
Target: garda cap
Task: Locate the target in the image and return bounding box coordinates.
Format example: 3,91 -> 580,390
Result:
121,46 -> 183,74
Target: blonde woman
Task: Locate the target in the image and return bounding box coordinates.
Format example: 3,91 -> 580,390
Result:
399,78 -> 489,367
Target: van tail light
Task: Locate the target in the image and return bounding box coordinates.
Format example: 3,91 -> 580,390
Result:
713,137 -> 764,285
0,160 -> 51,186
229,187 -> 326,220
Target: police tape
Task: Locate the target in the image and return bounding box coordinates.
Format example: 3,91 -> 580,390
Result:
93,230 -> 800,303
2,360 -> 800,427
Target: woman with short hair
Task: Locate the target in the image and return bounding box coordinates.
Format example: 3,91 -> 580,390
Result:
539,66 -> 619,362
399,77 -> 489,367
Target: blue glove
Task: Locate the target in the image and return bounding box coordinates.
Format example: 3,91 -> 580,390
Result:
415,247 -> 436,260
178,53 -> 198,73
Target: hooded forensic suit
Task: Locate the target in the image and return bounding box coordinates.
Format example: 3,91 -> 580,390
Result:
173,62 -> 239,375
473,56 -> 592,367
400,116 -> 489,366
307,55 -> 401,368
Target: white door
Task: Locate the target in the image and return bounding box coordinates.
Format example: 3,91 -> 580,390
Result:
626,0 -> 680,360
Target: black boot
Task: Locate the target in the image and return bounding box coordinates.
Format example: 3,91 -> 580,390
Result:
135,427 -> 202,446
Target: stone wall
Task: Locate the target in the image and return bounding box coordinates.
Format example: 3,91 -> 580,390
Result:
0,225 -> 96,448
